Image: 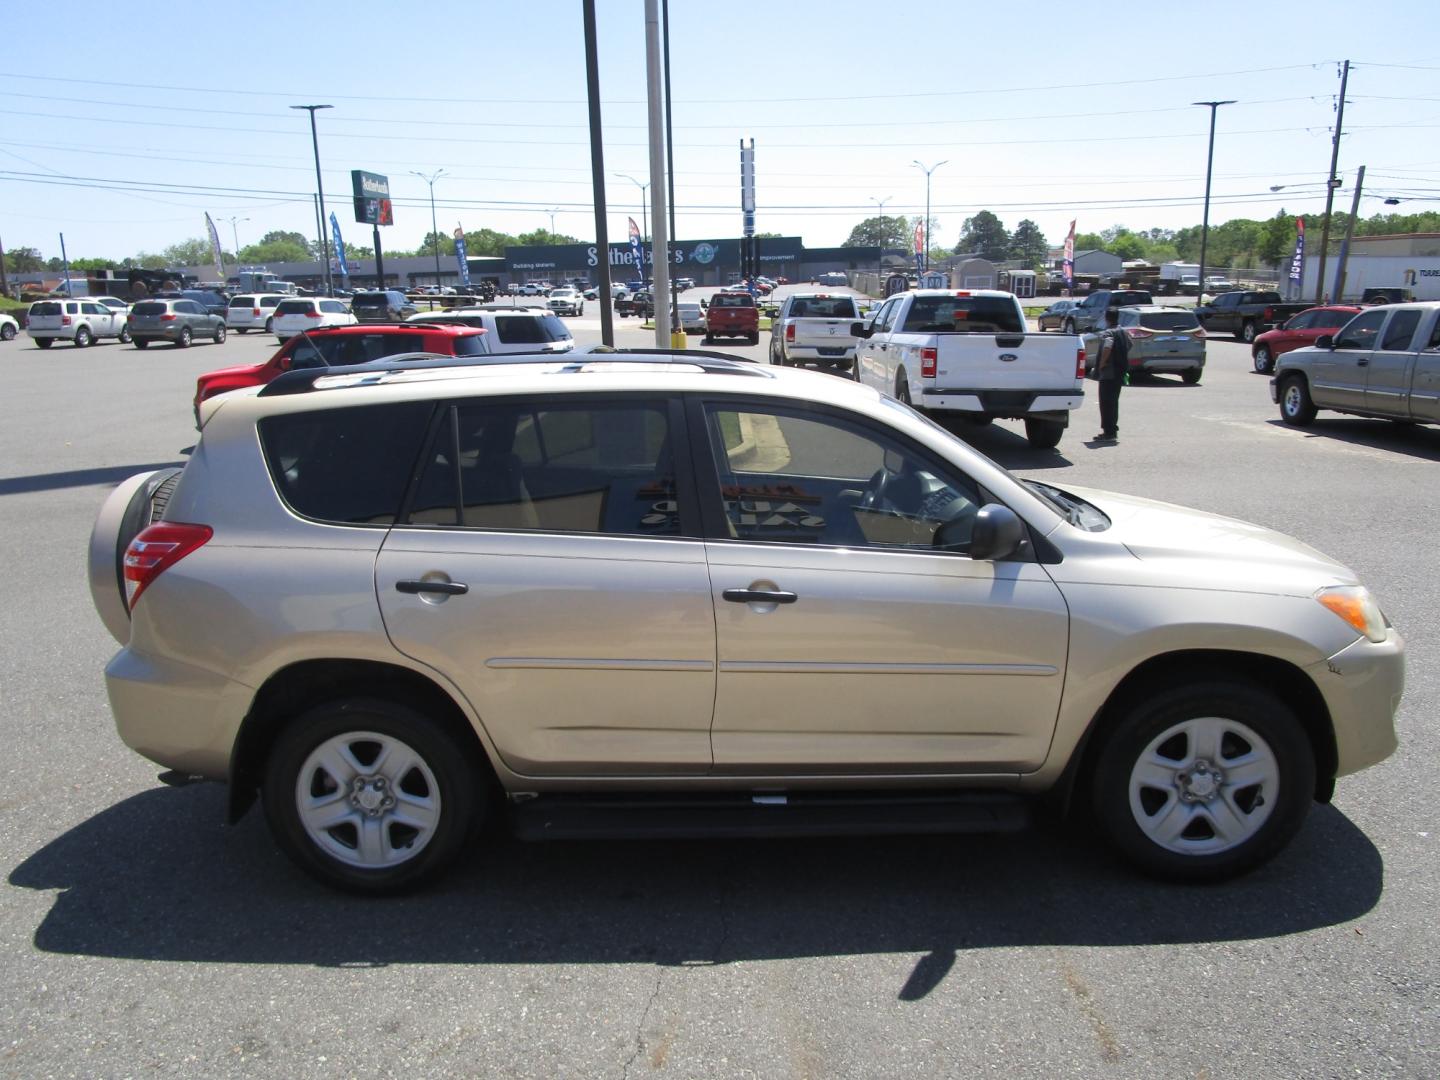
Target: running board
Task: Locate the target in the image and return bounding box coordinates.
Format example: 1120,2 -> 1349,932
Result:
508,790 -> 1029,842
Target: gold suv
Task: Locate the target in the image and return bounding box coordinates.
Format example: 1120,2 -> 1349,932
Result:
88,353 -> 1402,894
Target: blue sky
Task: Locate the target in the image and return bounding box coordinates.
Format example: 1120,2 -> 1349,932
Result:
2,1 -> 1436,263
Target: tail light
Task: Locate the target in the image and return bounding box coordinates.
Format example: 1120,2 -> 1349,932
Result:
252,307 -> 262,316
1194,327 -> 1207,339
920,347 -> 937,379
123,523 -> 212,609
160,314 -> 177,322
61,316 -> 72,326
786,323 -> 796,343
1126,328 -> 1155,340
1263,306 -> 1274,320
306,310 -> 322,318
1076,348 -> 1086,379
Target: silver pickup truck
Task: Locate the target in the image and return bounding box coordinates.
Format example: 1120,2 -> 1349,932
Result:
1273,301 -> 1440,428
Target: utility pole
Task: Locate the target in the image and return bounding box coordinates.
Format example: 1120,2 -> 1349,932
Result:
1333,165 -> 1366,303
911,161 -> 947,272
1194,100 -> 1236,304
1315,59 -> 1350,303
290,104 -> 334,296
662,0 -> 682,346
59,232 -> 72,293
412,169 -> 446,289
644,0 -> 671,344
582,0 -> 614,347
871,196 -> 892,277
0,235 -> 9,298
226,216 -> 248,258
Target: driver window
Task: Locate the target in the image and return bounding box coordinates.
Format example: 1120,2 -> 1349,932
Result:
703,404 -> 982,553
1333,309 -> 1387,350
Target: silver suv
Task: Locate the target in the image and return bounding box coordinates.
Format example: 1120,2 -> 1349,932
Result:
88,354 -> 1402,894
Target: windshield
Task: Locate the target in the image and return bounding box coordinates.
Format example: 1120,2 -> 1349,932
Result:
901,296 -> 1022,334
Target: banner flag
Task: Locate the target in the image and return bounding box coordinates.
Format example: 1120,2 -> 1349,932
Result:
454,226 -> 471,288
329,212 -> 349,280
1063,219 -> 1076,288
204,212 -> 225,282
1288,218 -> 1305,289
628,217 -> 646,282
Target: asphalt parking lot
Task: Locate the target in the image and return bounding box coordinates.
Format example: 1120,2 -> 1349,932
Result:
1,314 -> 1436,1077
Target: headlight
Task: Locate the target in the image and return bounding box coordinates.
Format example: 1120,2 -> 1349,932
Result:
1315,585 -> 1388,643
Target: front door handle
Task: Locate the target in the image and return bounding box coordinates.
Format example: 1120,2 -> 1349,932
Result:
396,579 -> 469,596
722,588 -> 798,605
1356,358 -> 1369,367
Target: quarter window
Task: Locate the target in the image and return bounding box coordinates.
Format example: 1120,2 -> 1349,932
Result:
407,400 -> 680,536
702,404 -> 982,552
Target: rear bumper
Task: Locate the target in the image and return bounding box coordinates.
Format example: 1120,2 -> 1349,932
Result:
131,327 -> 185,341
27,330 -> 75,341
1135,354 -> 1204,373
920,388 -> 1083,417
105,647 -> 252,779
785,345 -> 857,365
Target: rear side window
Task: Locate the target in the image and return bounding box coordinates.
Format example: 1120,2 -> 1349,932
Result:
276,300 -> 314,315
901,296 -> 1022,334
230,295 -> 255,308
494,315 -> 569,344
1137,311 -> 1200,331
131,302 -> 167,316
1109,291 -> 1152,307
407,400 -> 678,535
259,296 -> 284,309
453,334 -> 489,356
1313,309 -> 1356,329
259,402 -> 434,525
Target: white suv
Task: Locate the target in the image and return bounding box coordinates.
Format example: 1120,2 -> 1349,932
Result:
226,293 -> 289,334
88,352 -> 1401,894
27,298 -> 131,348
406,307 -> 573,354
271,297 -> 356,341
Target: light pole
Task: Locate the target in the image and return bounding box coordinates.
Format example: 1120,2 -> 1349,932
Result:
290,104 -> 334,296
1193,100 -> 1235,301
544,208 -> 560,237
412,169 -> 446,290
871,196 -> 892,276
911,160 -> 947,272
226,216 -> 249,259
616,173 -> 649,242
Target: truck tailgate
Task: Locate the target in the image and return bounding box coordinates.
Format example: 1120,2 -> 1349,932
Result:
791,317 -> 857,348
933,334 -> 1080,391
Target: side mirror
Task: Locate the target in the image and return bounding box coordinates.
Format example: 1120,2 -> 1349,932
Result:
1315,335 -> 1335,349
851,321 -> 871,338
967,504 -> 1025,561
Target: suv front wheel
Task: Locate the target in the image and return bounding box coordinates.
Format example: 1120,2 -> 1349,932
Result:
1092,679 -> 1314,882
262,698 -> 483,894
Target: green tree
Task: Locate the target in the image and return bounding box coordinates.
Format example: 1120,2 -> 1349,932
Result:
957,211 -> 1009,261
515,229 -> 581,247
162,237 -> 221,266
463,228 -> 519,257
843,215 -> 910,251
1257,211 -> 1297,267
1073,231 -> 1105,252
1008,219 -> 1049,269
238,239 -> 312,264
7,246 -> 44,272
1107,230 -> 1146,261
418,232 -> 456,257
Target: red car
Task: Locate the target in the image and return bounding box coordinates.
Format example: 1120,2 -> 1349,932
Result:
1251,305 -> 1361,374
194,323 -> 490,419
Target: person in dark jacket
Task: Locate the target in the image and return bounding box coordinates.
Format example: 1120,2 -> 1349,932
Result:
1092,308 -> 1129,443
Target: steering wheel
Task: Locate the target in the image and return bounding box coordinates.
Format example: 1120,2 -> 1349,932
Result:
860,468 -> 892,510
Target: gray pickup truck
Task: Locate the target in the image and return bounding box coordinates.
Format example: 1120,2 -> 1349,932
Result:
1273,301 -> 1440,428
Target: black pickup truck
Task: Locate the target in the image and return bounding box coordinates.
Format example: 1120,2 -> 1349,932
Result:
615,290 -> 654,318
1193,290 -> 1310,344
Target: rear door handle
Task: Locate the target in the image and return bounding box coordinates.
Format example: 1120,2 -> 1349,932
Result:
1356,358 -> 1369,367
396,579 -> 469,596
723,588 -> 798,605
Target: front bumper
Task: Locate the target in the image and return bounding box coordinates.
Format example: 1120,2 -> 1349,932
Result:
1312,628 -> 1404,777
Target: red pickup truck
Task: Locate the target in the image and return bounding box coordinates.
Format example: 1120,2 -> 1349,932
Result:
704,291 -> 760,345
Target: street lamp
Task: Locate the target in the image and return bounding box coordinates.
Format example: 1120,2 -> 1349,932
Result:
544,208 -> 560,237
1193,100 -> 1236,301
290,104 -> 334,296
871,196 -> 892,276
615,173 -> 650,281
911,160 -> 947,272
411,169 -> 447,290
226,216 -> 249,258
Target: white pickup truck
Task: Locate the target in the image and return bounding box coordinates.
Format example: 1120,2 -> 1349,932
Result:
768,292 -> 862,374
854,289 -> 1085,448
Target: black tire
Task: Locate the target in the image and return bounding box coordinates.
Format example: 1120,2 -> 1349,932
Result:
1252,345 -> 1273,374
236,327 -> 249,334
176,326 -> 192,348
1024,417 -> 1065,449
1239,320 -> 1257,344
1279,374 -> 1317,426
264,317 -> 274,334
748,332 -> 760,346
1181,368 -> 1202,385
117,323 -> 131,344
35,337 -> 53,349
1092,679 -> 1315,882
895,376 -> 911,406
74,326 -> 93,348
1063,319 -> 1076,335
0,323 -> 14,341
261,697 -> 483,895
702,334 -> 713,345
213,324 -> 226,344
134,339 -> 149,349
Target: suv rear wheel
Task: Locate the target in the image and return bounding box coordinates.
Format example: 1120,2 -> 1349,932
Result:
176,326 -> 192,348
262,698 -> 482,894
1092,679 -> 1313,882
74,326 -> 93,348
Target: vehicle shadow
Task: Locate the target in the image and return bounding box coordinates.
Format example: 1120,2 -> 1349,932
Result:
946,423 -> 1075,470
0,462 -> 184,497
1263,417 -> 1440,462
10,785 -> 1383,990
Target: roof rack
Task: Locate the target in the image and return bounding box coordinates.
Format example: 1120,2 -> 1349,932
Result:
257,350 -> 772,398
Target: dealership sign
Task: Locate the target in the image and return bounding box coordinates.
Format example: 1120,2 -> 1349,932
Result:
352,170 -> 394,226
